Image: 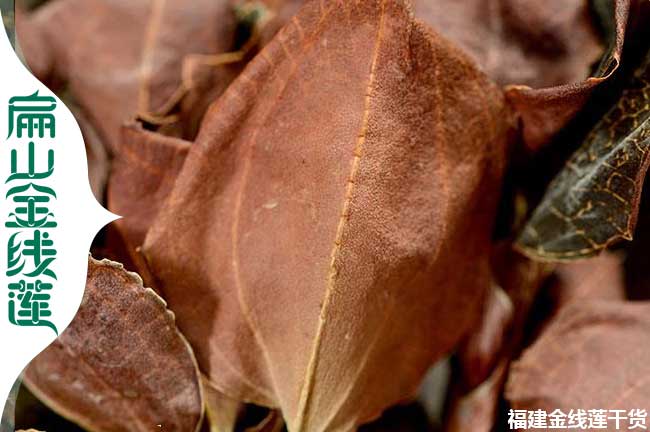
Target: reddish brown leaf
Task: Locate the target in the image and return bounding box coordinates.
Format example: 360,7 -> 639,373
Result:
18,0 -> 238,150
107,122 -> 190,267
550,252 -> 626,307
413,0 -> 625,150
505,0 -> 629,150
414,0 -> 603,89
23,257 -> 203,432
143,0 -> 515,429
506,301 -> 650,420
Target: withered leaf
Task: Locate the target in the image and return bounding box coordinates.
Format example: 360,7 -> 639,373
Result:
23,257 -> 203,432
505,0 -> 629,150
414,0 -> 603,89
19,0 -> 238,149
550,251 -> 625,307
107,122 -> 190,268
517,49 -> 650,261
143,0 -> 515,429
506,301 -> 650,417
414,0 -> 628,150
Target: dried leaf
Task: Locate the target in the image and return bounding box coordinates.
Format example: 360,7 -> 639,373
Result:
550,251 -> 625,307
517,49 -> 650,261
18,0 -> 238,150
23,257 -> 204,432
414,0 -> 603,89
505,0 -> 629,150
143,0 -> 515,429
506,301 -> 650,415
107,122 -> 190,266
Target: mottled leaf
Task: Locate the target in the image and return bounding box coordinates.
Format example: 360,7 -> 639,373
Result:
23,257 -> 203,432
517,49 -> 650,261
142,0 -> 515,429
507,301 -> 650,418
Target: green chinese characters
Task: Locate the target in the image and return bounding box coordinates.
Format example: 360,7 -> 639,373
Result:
6,90 -> 58,335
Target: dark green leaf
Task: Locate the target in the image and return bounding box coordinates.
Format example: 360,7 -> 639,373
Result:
517,50 -> 650,261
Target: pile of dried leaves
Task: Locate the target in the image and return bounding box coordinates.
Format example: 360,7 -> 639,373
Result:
7,0 -> 650,430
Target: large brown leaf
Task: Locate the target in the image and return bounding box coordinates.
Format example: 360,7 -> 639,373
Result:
23,257 -> 203,432
517,49 -> 650,261
143,0 -> 515,429
18,0 -> 238,150
506,301 -> 650,421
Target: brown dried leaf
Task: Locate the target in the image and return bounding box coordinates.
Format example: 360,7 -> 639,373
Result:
23,257 -> 203,432
506,301 -> 650,417
505,0 -> 629,150
143,0 -> 515,429
415,0 -> 603,89
107,122 -> 190,267
517,49 -> 650,261
550,251 -> 626,307
414,0 -> 626,150
19,0 -> 238,150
